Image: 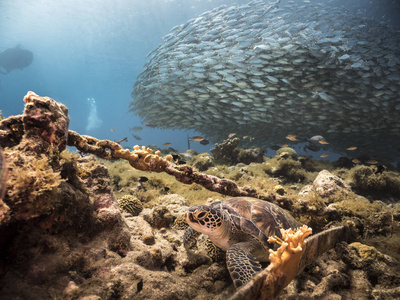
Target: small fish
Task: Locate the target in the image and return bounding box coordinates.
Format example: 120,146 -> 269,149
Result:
115,137 -> 128,144
163,142 -> 172,146
132,134 -> 142,140
200,139 -> 210,145
320,154 -> 329,158
352,159 -> 361,164
285,134 -> 297,141
138,176 -> 149,182
190,136 -> 204,141
130,126 -> 143,132
281,144 -> 289,147
143,121 -> 157,128
228,133 -> 237,138
319,140 -> 329,145
346,146 -> 357,151
110,128 -> 114,132
366,160 -> 378,164
243,136 -> 248,139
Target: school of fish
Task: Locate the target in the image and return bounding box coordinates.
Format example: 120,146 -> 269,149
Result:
130,0 -> 400,157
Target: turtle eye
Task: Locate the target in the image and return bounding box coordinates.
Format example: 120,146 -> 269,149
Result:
196,211 -> 208,219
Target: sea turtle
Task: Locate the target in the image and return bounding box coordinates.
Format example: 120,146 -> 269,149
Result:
184,197 -> 300,288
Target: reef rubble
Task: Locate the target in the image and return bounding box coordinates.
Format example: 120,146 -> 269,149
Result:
0,92 -> 399,299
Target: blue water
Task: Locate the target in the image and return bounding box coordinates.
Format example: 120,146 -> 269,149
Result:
0,0 -> 399,158
0,0 -> 242,153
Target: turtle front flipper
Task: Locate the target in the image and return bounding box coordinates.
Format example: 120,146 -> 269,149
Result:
227,242 -> 262,289
183,226 -> 201,249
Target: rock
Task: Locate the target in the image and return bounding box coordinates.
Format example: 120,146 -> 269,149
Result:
142,235 -> 155,245
192,153 -> 214,171
210,138 -> 265,165
276,147 -> 297,160
313,169 -> 350,199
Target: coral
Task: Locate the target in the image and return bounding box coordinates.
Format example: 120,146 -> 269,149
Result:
210,138 -> 265,165
118,195 -> 143,216
211,138 -> 240,164
349,165 -> 400,198
236,147 -> 265,164
192,153 -> 214,171
349,242 -> 382,263
276,147 -> 297,160
143,206 -> 174,229
4,151 -> 64,220
265,158 -> 309,183
172,213 -> 189,230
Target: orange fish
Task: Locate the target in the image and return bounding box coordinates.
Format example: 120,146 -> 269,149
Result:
190,136 -> 204,141
285,134 -> 297,141
320,154 -> 329,158
281,144 -> 289,147
163,142 -> 172,146
366,160 -> 378,164
228,133 -> 237,138
319,140 -> 329,145
243,136 -> 248,139
352,159 -> 361,164
346,146 -> 357,151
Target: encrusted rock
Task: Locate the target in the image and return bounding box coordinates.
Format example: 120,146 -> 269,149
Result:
192,153 -> 214,171
313,169 -> 350,198
276,147 -> 297,160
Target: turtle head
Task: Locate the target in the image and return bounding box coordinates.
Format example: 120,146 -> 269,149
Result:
185,205 -> 224,235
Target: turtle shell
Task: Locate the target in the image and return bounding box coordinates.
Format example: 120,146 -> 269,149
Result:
210,197 -> 300,247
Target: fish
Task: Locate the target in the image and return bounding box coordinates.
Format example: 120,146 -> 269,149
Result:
200,139 -> 210,145
163,142 -> 172,146
130,0 -> 400,158
308,135 -> 325,144
243,136 -> 249,139
352,159 -> 361,164
228,133 -> 237,138
190,136 -> 204,141
285,134 -> 297,141
346,146 -> 357,151
115,137 -> 128,144
319,140 -> 329,145
110,128 -> 114,132
138,176 -> 149,183
366,160 -> 378,164
320,154 -> 329,158
0,46 -> 33,74
130,126 -> 143,132
132,134 -> 142,140
281,144 -> 289,148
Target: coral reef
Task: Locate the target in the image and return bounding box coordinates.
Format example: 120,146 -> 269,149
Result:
191,152 -> 214,171
0,92 -> 399,299
276,147 -> 297,160
118,195 -> 143,216
210,137 -> 265,165
349,165 -> 400,199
